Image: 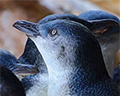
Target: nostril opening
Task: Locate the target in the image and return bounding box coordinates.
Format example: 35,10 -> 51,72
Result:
26,24 -> 31,27
32,25 -> 37,29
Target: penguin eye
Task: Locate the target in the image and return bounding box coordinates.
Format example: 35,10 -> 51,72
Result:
49,29 -> 58,37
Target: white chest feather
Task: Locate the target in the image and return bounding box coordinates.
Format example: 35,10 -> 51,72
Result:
26,74 -> 48,96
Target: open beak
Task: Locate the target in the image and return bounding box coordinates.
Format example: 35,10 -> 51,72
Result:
89,19 -> 120,34
13,20 -> 40,37
12,63 -> 39,75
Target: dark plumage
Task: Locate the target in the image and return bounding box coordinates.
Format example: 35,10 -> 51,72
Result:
13,13 -> 120,96
17,12 -> 120,94
78,10 -> 120,78
16,12 -> 120,96
0,65 -> 25,96
17,14 -> 93,96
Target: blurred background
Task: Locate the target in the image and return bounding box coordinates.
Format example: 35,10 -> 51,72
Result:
0,0 -> 120,68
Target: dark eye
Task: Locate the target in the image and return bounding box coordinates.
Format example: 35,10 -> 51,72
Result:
49,29 -> 58,37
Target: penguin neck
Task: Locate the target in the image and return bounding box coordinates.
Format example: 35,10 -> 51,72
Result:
44,51 -> 109,96
33,35 -> 109,96
25,73 -> 48,96
22,71 -> 48,96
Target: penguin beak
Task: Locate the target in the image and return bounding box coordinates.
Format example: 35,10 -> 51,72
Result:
13,20 -> 40,37
89,19 -> 120,34
12,63 -> 39,75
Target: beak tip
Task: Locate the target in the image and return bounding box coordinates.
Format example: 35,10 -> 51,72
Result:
13,22 -> 17,28
13,20 -> 22,28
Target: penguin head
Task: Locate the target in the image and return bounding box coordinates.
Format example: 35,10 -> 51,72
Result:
13,14 -> 107,77
78,10 -> 120,39
16,13 -> 119,65
14,19 -> 81,65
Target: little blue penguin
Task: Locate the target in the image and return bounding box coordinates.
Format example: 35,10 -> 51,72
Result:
0,65 -> 25,96
13,14 -> 120,96
17,13 -> 91,96
78,10 -> 120,78
0,49 -> 39,78
15,13 -> 120,96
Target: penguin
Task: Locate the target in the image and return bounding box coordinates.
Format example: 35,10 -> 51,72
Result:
0,49 -> 39,78
16,13 -> 120,96
17,14 -> 93,96
13,14 -> 120,96
0,65 -> 25,96
78,10 -> 120,78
